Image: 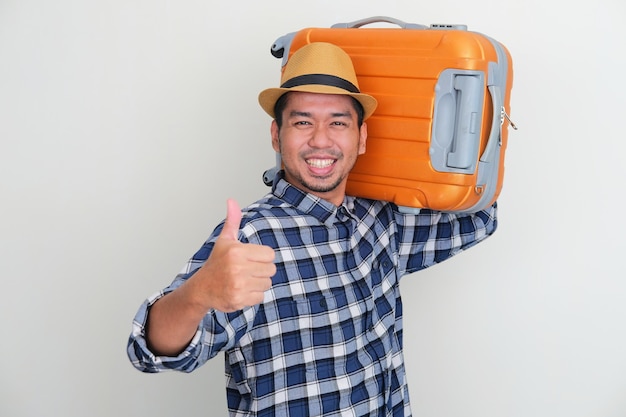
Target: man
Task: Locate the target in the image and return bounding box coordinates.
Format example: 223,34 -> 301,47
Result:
127,42 -> 497,416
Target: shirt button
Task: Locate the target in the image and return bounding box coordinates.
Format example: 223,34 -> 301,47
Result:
382,261 -> 391,269
319,299 -> 328,309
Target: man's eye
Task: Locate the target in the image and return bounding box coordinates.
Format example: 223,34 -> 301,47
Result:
294,121 -> 311,126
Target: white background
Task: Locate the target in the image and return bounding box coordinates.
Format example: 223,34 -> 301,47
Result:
1,1 -> 624,416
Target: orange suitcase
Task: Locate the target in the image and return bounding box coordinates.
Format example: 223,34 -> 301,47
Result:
262,16 -> 516,213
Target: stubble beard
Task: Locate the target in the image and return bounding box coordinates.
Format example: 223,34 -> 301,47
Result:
295,171 -> 345,194
283,150 -> 347,194
277,136 -> 360,195
282,151 -> 352,194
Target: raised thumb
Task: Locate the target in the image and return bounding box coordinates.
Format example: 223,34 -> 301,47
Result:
219,198 -> 242,241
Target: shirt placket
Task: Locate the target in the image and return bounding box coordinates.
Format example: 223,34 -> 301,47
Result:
342,207 -> 396,414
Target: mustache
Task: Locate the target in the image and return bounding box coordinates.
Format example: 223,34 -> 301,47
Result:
300,150 -> 343,159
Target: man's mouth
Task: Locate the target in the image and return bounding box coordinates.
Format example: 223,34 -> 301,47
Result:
306,158 -> 335,168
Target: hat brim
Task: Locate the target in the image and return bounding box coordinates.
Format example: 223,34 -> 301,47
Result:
258,84 -> 378,120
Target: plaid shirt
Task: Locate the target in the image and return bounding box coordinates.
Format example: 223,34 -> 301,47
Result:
127,173 -> 497,416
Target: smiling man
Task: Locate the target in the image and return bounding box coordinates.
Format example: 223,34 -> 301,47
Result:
127,42 -> 498,417
270,92 -> 366,205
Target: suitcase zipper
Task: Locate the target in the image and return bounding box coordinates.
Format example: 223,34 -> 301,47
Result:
500,108 -> 518,146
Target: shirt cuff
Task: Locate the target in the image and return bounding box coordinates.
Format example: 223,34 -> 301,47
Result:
127,289 -> 204,372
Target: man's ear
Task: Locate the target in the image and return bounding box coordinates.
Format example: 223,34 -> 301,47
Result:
271,120 -> 280,153
358,122 -> 368,155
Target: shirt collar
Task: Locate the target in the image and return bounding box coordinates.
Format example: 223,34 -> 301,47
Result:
271,171 -> 356,226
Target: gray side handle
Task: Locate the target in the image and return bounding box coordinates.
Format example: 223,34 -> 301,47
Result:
479,85 -> 503,164
331,16 -> 427,29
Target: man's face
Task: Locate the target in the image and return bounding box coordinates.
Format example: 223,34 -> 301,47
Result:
271,92 -> 367,206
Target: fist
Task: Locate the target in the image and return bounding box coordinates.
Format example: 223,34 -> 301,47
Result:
196,199 -> 276,312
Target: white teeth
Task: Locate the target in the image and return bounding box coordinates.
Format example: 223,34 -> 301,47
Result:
307,159 -> 334,168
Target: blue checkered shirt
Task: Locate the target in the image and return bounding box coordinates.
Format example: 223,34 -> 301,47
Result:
127,173 -> 497,416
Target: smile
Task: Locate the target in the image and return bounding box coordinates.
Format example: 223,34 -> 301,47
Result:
306,158 -> 335,168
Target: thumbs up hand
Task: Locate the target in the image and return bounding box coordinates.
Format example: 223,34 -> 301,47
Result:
193,199 -> 276,313
143,199 -> 277,355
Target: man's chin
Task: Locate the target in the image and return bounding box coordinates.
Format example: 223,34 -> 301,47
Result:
284,169 -> 346,194
301,177 -> 344,194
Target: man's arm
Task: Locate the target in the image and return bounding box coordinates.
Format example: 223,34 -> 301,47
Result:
396,202 -> 498,275
145,199 -> 276,356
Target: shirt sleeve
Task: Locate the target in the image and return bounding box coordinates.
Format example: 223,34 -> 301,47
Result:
126,279 -> 203,374
395,202 -> 498,275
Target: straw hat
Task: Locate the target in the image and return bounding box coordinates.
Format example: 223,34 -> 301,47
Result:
258,42 -> 378,120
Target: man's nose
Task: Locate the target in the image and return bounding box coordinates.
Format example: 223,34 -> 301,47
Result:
308,126 -> 333,148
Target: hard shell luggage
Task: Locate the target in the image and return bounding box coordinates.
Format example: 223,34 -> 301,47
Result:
262,16 -> 516,213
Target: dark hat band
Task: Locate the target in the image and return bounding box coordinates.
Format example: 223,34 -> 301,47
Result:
281,74 -> 360,93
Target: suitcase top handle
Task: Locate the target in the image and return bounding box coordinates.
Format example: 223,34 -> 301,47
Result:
330,16 -> 468,31
331,16 -> 427,29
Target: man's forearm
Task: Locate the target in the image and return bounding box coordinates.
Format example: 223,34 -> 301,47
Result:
145,278 -> 208,356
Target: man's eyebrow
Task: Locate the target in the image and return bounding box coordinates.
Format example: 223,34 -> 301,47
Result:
330,111 -> 352,118
288,110 -> 353,118
288,110 -> 312,118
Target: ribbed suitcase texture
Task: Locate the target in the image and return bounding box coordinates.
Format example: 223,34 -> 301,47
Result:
263,17 -> 515,213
